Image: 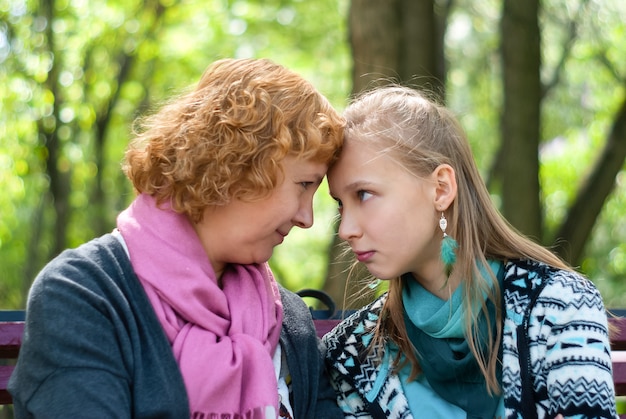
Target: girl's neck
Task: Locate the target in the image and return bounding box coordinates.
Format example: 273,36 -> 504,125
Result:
410,268 -> 461,301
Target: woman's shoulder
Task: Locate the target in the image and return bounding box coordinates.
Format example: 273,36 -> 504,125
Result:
278,286 -> 316,329
44,232 -> 126,263
35,234 -> 124,280
28,234 -> 139,319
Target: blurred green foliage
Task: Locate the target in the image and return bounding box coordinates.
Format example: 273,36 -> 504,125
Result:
445,0 -> 626,307
1,0 -> 626,309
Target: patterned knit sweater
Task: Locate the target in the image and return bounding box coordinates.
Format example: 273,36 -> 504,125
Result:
323,259 -> 618,418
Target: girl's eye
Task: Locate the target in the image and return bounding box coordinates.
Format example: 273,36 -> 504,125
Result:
357,190 -> 373,202
300,182 -> 314,190
333,198 -> 343,214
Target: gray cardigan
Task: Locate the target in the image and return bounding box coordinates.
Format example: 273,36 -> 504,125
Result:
9,233 -> 341,418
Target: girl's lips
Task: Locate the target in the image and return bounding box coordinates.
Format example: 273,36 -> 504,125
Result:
355,251 -> 375,262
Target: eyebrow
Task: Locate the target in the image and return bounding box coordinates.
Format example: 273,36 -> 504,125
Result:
308,175 -> 324,186
336,180 -> 375,195
297,172 -> 324,183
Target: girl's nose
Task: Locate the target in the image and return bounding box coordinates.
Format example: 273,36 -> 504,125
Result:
337,211 -> 360,240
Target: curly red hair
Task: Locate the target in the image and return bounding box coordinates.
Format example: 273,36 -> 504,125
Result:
123,58 -> 345,222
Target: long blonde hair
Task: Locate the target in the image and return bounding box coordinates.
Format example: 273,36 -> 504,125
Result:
341,85 -> 570,394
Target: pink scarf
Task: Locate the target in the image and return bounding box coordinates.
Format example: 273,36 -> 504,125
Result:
117,194 -> 284,418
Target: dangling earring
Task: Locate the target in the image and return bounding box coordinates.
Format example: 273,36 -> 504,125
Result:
368,279 -> 382,290
439,212 -> 458,276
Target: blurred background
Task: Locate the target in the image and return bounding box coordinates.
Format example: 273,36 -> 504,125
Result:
1,0 -> 626,312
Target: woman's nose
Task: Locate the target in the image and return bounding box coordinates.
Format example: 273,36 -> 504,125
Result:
293,199 -> 314,229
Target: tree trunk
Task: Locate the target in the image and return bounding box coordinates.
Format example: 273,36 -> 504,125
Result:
36,0 -> 70,260
498,0 -> 542,239
554,92 -> 626,265
90,52 -> 134,236
398,0 -> 446,97
89,0 -> 168,236
347,0 -> 401,94
325,0 -> 446,309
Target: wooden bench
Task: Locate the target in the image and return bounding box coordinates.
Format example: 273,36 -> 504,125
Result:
609,312 -> 626,417
2,309 -> 626,414
0,311 -> 25,406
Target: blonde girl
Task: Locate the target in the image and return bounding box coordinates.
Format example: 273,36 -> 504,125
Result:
323,85 -> 617,419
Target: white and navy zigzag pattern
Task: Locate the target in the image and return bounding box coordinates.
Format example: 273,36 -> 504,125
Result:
324,259 -> 618,418
324,298 -> 412,418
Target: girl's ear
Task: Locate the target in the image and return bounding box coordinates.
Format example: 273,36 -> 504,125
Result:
433,164 -> 457,211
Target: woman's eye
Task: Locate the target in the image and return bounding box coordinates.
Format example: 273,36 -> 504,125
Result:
357,190 -> 373,202
300,182 -> 313,190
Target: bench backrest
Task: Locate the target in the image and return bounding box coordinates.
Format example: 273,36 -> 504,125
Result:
0,311 -> 25,405
2,311 -> 626,407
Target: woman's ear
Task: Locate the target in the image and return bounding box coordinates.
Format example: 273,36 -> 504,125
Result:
433,164 -> 457,211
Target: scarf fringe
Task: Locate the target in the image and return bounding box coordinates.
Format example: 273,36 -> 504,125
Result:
191,405 -> 276,419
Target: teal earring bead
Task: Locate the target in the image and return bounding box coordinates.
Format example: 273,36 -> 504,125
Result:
439,214 -> 458,276
368,279 -> 382,289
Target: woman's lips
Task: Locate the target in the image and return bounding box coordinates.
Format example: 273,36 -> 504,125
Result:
276,230 -> 287,245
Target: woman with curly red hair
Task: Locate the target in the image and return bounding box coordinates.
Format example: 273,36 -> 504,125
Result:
9,58 -> 345,419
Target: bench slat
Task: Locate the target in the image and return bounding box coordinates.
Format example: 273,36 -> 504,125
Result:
0,322 -> 23,358
314,319 -> 343,338
2,312 -> 626,408
0,365 -> 14,405
0,321 -> 20,405
610,317 -> 626,351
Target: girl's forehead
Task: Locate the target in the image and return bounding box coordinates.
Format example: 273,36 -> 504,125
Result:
330,143 -> 403,182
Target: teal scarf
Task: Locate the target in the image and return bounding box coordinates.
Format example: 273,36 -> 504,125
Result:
401,260 -> 503,419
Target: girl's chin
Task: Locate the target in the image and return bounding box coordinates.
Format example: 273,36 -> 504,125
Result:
363,267 -> 398,281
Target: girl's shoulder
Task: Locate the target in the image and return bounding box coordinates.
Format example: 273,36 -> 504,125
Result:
502,259 -> 603,326
503,258 -> 596,295
323,294 -> 386,361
